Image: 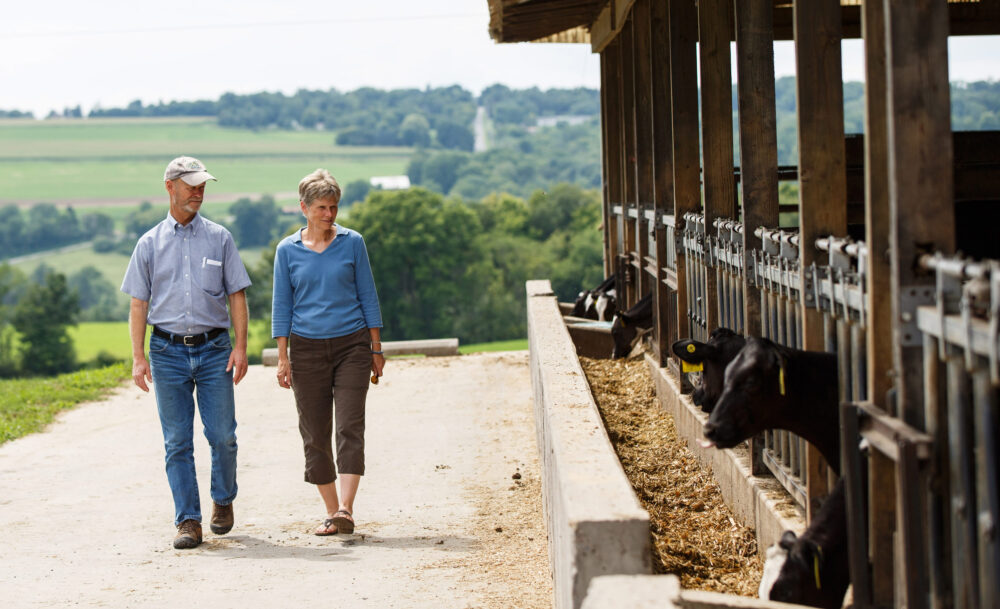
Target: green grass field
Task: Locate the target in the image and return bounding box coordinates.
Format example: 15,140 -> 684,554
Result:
0,362 -> 129,445
0,117 -> 412,201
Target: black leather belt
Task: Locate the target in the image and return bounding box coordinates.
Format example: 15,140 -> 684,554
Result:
152,326 -> 227,346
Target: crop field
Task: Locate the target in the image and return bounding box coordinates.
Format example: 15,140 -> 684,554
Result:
0,117 -> 412,202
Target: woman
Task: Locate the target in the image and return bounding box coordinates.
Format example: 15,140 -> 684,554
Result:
272,168 -> 384,536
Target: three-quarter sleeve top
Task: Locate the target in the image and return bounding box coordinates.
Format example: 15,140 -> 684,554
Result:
271,224 -> 383,339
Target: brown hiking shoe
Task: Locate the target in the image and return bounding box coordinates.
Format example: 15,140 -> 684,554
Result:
211,502 -> 234,535
173,519 -> 202,549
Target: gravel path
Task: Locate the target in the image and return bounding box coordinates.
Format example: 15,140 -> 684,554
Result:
0,352 -> 551,609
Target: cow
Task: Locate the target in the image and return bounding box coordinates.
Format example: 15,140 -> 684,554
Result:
670,328 -> 746,413
697,336 -> 849,609
611,293 -> 653,358
764,480 -> 850,609
701,337 -> 841,470
571,274 -> 617,321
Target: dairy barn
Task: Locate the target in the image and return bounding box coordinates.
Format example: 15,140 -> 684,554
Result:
497,1 -> 1000,608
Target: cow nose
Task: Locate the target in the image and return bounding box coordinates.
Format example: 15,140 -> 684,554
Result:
703,421 -> 718,438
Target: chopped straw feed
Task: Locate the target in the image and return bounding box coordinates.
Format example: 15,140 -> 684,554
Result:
580,356 -> 763,596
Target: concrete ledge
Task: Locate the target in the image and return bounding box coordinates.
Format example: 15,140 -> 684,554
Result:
582,575 -> 682,608
262,338 -> 459,366
527,280 -> 651,609
645,355 -> 804,550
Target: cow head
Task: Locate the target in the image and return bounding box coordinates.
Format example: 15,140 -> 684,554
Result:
702,337 -> 785,448
670,328 -> 746,413
769,531 -> 827,608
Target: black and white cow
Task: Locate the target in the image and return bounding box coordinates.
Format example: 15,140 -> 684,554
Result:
699,336 -> 850,609
611,293 -> 653,358
670,328 -> 746,413
571,274 -> 617,321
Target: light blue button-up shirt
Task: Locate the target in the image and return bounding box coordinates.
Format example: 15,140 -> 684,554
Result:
121,212 -> 252,334
271,224 -> 382,339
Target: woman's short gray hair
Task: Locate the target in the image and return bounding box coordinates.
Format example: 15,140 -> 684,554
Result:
298,168 -> 341,206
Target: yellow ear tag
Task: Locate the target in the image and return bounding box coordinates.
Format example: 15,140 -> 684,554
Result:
682,361 -> 703,373
813,553 -> 822,590
686,344 -> 696,353
778,366 -> 786,396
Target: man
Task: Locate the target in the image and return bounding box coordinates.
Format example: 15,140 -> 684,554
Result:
121,156 -> 251,549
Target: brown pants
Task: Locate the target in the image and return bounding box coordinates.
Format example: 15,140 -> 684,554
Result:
289,329 -> 371,484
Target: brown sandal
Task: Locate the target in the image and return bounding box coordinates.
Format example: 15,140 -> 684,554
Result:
315,518 -> 338,536
330,509 -> 355,534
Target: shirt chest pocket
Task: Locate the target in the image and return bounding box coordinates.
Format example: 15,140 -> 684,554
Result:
198,257 -> 225,296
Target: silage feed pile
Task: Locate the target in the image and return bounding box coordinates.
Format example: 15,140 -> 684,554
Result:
580,356 -> 763,596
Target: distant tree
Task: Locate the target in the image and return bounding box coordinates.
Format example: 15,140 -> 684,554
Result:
0,264 -> 26,376
82,212 -> 115,237
12,271 -> 79,376
421,151 -> 471,193
341,179 -> 372,208
399,113 -> 431,147
435,120 -> 474,151
526,183 -> 600,241
67,266 -> 126,321
124,201 -> 162,239
230,196 -> 279,247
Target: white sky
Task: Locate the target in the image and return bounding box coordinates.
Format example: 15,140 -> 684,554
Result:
2,0 -> 998,118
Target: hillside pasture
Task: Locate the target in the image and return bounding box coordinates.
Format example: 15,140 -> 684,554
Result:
0,117 -> 412,203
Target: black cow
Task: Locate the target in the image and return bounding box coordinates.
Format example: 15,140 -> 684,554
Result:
571,274 -> 617,321
611,293 -> 653,358
699,336 -> 849,609
701,337 -> 841,469
670,328 -> 746,413
766,480 -> 849,609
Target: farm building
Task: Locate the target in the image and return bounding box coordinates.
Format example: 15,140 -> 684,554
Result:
495,1 -> 1000,609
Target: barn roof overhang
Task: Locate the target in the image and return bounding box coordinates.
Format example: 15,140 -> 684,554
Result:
487,0 -> 1000,51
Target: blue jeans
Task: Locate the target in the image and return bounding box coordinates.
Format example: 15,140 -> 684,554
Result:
149,331 -> 238,526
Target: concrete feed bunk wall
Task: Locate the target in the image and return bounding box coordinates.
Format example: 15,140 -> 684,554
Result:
526,280 -> 652,609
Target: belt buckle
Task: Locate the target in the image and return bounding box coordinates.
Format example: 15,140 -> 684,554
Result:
182,335 -> 197,346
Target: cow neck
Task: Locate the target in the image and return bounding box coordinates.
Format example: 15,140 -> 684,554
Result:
778,348 -> 842,474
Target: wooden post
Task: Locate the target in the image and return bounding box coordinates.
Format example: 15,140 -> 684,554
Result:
651,0 -> 674,366
620,16 -> 638,308
794,0 -> 847,521
733,0 -> 779,338
603,43 -> 623,280
698,0 -> 736,334
734,0 -> 778,477
670,0 -> 701,344
861,2 -> 896,606
885,1 -> 955,607
634,0 -> 655,302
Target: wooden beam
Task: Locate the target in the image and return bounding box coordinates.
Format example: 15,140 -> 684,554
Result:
620,15 -> 639,306
671,0 -> 701,343
651,0 -> 674,365
861,2 -> 896,606
885,0 -> 955,605
699,0 -> 736,333
634,0 -> 654,301
734,0 -> 779,340
605,41 -> 624,275
591,0 -> 639,52
794,0 -> 847,522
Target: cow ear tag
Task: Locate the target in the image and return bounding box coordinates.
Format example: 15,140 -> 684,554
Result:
778,365 -> 786,396
686,344 -> 696,353
682,360 -> 703,373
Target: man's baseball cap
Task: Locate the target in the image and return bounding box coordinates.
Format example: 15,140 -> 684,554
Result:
164,156 -> 217,186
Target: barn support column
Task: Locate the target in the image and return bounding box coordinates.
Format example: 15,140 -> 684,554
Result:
885,1 -> 954,607
619,16 -> 639,308
651,0 -> 675,367
668,0 -> 701,351
600,49 -> 619,277
860,1 -> 896,607
633,0 -> 654,306
794,0 -> 847,521
698,0 -> 736,334
733,0 -> 779,476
